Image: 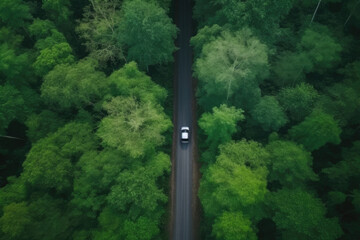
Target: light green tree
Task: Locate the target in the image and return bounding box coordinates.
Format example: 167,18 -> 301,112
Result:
212,211 -> 257,240
199,104 -> 244,163
97,96 -> 171,158
194,28 -> 268,110
109,62 -> 167,105
33,42 -> 75,76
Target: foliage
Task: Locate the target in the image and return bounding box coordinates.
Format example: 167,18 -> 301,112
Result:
288,110 -> 341,151
76,0 -> 124,64
120,0 -> 177,69
251,96 -> 288,131
212,212 -> 257,240
277,83 -> 319,122
97,96 -> 171,158
194,28 -> 269,110
41,58 -> 108,110
269,188 -> 343,240
199,104 -> 244,163
0,0 -> 32,29
266,140 -> 318,187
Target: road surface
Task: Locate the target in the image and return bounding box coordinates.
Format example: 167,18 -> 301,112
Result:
172,0 -> 194,239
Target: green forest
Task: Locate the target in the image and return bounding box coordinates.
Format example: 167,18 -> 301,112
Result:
0,0 -> 176,239
0,0 -> 359,240
193,0 -> 360,239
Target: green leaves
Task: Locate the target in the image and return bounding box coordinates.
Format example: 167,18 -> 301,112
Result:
21,122 -> 96,192
0,0 -> 32,29
288,110 -> 341,151
199,140 -> 269,217
269,188 -> 343,240
120,0 -> 177,69
212,212 -> 257,240
194,28 -> 269,110
266,140 -> 318,187
251,96 -> 288,131
199,104 -> 244,159
97,96 -> 171,158
278,83 -> 319,122
41,59 -> 108,110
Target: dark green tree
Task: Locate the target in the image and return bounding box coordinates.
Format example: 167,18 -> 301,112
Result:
288,110 -> 341,151
120,0 -> 177,69
251,96 -> 288,132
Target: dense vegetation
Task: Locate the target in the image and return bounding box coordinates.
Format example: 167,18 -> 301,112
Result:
193,0 -> 360,239
0,0 -> 176,239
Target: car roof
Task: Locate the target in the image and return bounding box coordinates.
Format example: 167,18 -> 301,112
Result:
181,126 -> 189,131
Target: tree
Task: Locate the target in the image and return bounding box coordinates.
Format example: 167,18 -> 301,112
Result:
298,24 -> 342,73
193,0 -> 295,41
212,212 -> 257,240
266,140 -> 318,187
123,216 -> 160,240
33,42 -> 75,76
120,0 -> 177,69
0,84 -> 25,133
0,202 -> 31,239
21,122 -> 96,192
107,152 -> 170,214
199,140 -> 268,218
322,141 -> 360,192
199,104 -> 244,163
0,44 -> 30,83
41,58 -> 108,110
194,28 -> 269,110
0,0 -> 32,29
190,24 -> 222,58
72,150 -> 126,216
108,62 -> 167,105
42,0 -> 72,27
277,83 -> 319,122
97,96 -> 172,158
269,188 -> 343,240
25,110 -> 65,143
76,0 -> 125,64
288,110 -> 341,151
251,96 -> 288,131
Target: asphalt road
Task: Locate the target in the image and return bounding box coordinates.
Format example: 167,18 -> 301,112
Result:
173,0 -> 194,239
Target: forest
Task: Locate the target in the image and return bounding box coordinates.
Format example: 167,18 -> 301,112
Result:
0,0 -> 359,240
193,0 -> 360,239
0,0 -> 176,239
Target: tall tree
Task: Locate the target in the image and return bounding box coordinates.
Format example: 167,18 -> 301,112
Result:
288,110 -> 341,151
251,96 -> 288,132
269,188 -> 343,240
97,96 -> 172,158
76,0 -> 124,64
266,140 -> 318,187
120,0 -> 177,69
212,211 -> 257,240
194,28 -> 269,111
41,58 -> 108,110
277,83 -> 319,122
199,104 -> 244,163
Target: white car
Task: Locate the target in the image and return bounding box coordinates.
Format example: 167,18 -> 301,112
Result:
181,127 -> 190,143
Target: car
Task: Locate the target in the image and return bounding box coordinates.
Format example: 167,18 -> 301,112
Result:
181,126 -> 190,143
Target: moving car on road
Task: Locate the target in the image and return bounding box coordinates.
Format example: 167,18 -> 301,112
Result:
181,127 -> 190,143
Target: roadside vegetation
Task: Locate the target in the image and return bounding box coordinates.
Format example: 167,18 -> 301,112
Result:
193,0 -> 360,239
0,0 -> 176,239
